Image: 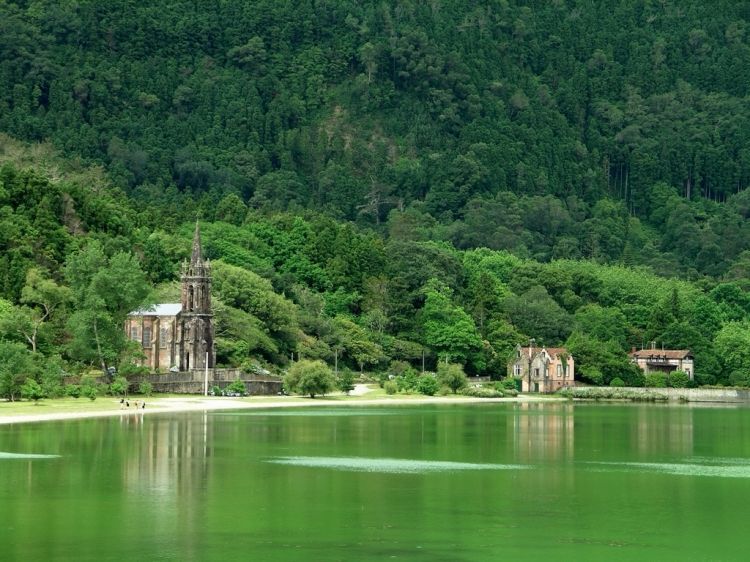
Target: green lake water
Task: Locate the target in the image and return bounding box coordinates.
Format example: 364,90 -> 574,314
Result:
2,402 -> 750,561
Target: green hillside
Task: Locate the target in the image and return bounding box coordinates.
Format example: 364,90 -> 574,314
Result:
2,2 -> 750,396
2,0 -> 750,276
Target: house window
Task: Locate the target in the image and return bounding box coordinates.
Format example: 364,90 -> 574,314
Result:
130,326 -> 139,341
513,364 -> 521,376
160,327 -> 168,348
557,365 -> 562,378
143,327 -> 152,348
534,368 -> 539,377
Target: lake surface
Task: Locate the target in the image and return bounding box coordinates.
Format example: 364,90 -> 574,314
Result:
2,402 -> 750,561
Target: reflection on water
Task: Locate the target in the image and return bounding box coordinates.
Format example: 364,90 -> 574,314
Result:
0,452 -> 61,459
511,402 -> 575,462
588,460 -> 750,478
3,403 -> 750,562
267,455 -> 529,473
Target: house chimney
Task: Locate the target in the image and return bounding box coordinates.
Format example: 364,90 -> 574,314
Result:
631,347 -> 636,354
651,340 -> 656,350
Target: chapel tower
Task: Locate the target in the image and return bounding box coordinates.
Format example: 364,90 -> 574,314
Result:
179,221 -> 215,370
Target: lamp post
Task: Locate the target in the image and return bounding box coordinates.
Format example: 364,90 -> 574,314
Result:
527,338 -> 535,393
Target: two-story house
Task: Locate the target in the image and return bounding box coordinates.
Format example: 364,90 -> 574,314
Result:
508,344 -> 575,393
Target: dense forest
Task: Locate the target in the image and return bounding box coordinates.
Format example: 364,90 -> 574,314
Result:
2,1 -> 750,396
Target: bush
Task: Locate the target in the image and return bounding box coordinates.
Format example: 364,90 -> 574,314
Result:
416,375 -> 439,396
82,385 -> 98,401
502,387 -> 518,397
668,370 -> 690,388
21,378 -> 46,403
609,377 -> 625,387
65,384 -> 81,398
396,369 -> 419,393
283,360 -> 335,398
109,376 -> 129,396
437,386 -> 452,396
211,385 -> 222,396
500,378 -> 520,391
138,382 -> 153,396
383,380 -> 398,395
336,369 -> 355,394
118,363 -> 150,377
645,373 -> 667,388
558,387 -> 668,401
461,385 -> 504,398
226,379 -> 247,396
437,364 -> 468,394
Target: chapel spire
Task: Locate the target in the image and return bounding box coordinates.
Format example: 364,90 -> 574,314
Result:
190,219 -> 203,266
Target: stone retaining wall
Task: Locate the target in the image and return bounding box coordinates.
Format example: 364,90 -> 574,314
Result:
128,369 -> 282,395
621,387 -> 750,403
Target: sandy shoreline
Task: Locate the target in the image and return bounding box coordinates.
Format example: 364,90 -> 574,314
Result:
0,393 -> 561,426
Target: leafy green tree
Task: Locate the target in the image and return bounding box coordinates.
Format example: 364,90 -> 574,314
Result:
283,359 -> 334,398
0,341 -> 34,401
65,242 -> 149,373
437,363 -> 468,394
420,280 -> 482,365
336,369 -> 355,395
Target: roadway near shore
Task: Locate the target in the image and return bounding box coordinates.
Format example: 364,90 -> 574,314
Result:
0,384 -> 563,426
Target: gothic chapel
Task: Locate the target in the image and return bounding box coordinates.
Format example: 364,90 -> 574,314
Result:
125,222 -> 215,371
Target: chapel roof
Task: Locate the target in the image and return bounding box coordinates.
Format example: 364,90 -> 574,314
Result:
128,303 -> 183,317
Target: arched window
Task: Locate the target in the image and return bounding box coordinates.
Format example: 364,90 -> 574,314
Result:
188,286 -> 194,310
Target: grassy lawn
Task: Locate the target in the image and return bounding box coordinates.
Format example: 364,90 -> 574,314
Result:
0,397 -> 124,417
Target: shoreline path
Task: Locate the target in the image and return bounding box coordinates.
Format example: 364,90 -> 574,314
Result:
0,384 -> 559,426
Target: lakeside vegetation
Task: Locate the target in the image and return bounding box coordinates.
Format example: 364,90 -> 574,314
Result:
2,1 -> 750,401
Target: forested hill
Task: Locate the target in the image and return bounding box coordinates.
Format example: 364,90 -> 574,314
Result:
2,0 -> 750,277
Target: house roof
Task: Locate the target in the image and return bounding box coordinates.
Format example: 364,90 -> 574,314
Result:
519,346 -> 571,360
128,303 -> 182,317
630,349 -> 692,360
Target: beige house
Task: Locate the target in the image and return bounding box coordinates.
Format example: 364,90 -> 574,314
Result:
629,347 -> 694,380
508,345 -> 575,393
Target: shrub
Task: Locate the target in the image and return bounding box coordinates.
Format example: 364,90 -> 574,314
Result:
211,385 -> 222,396
118,363 -> 150,377
383,380 -> 398,395
82,385 -> 98,401
645,373 -> 667,388
416,375 -> 439,396
138,382 -> 153,396
461,385 -> 504,398
396,368 -> 419,393
21,378 -> 46,403
336,369 -> 355,394
65,384 -> 81,398
227,379 -> 247,396
558,387 -> 668,401
668,370 -> 690,388
109,376 -> 129,396
610,377 -> 625,387
500,378 -> 519,391
437,364 -> 468,394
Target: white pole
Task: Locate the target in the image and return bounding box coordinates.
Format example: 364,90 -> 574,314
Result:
204,352 -> 209,396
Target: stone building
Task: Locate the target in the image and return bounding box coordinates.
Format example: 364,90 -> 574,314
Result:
125,222 -> 215,372
508,344 -> 575,393
629,346 -> 694,380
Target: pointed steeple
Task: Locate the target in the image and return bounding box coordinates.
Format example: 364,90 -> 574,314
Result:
190,220 -> 203,266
